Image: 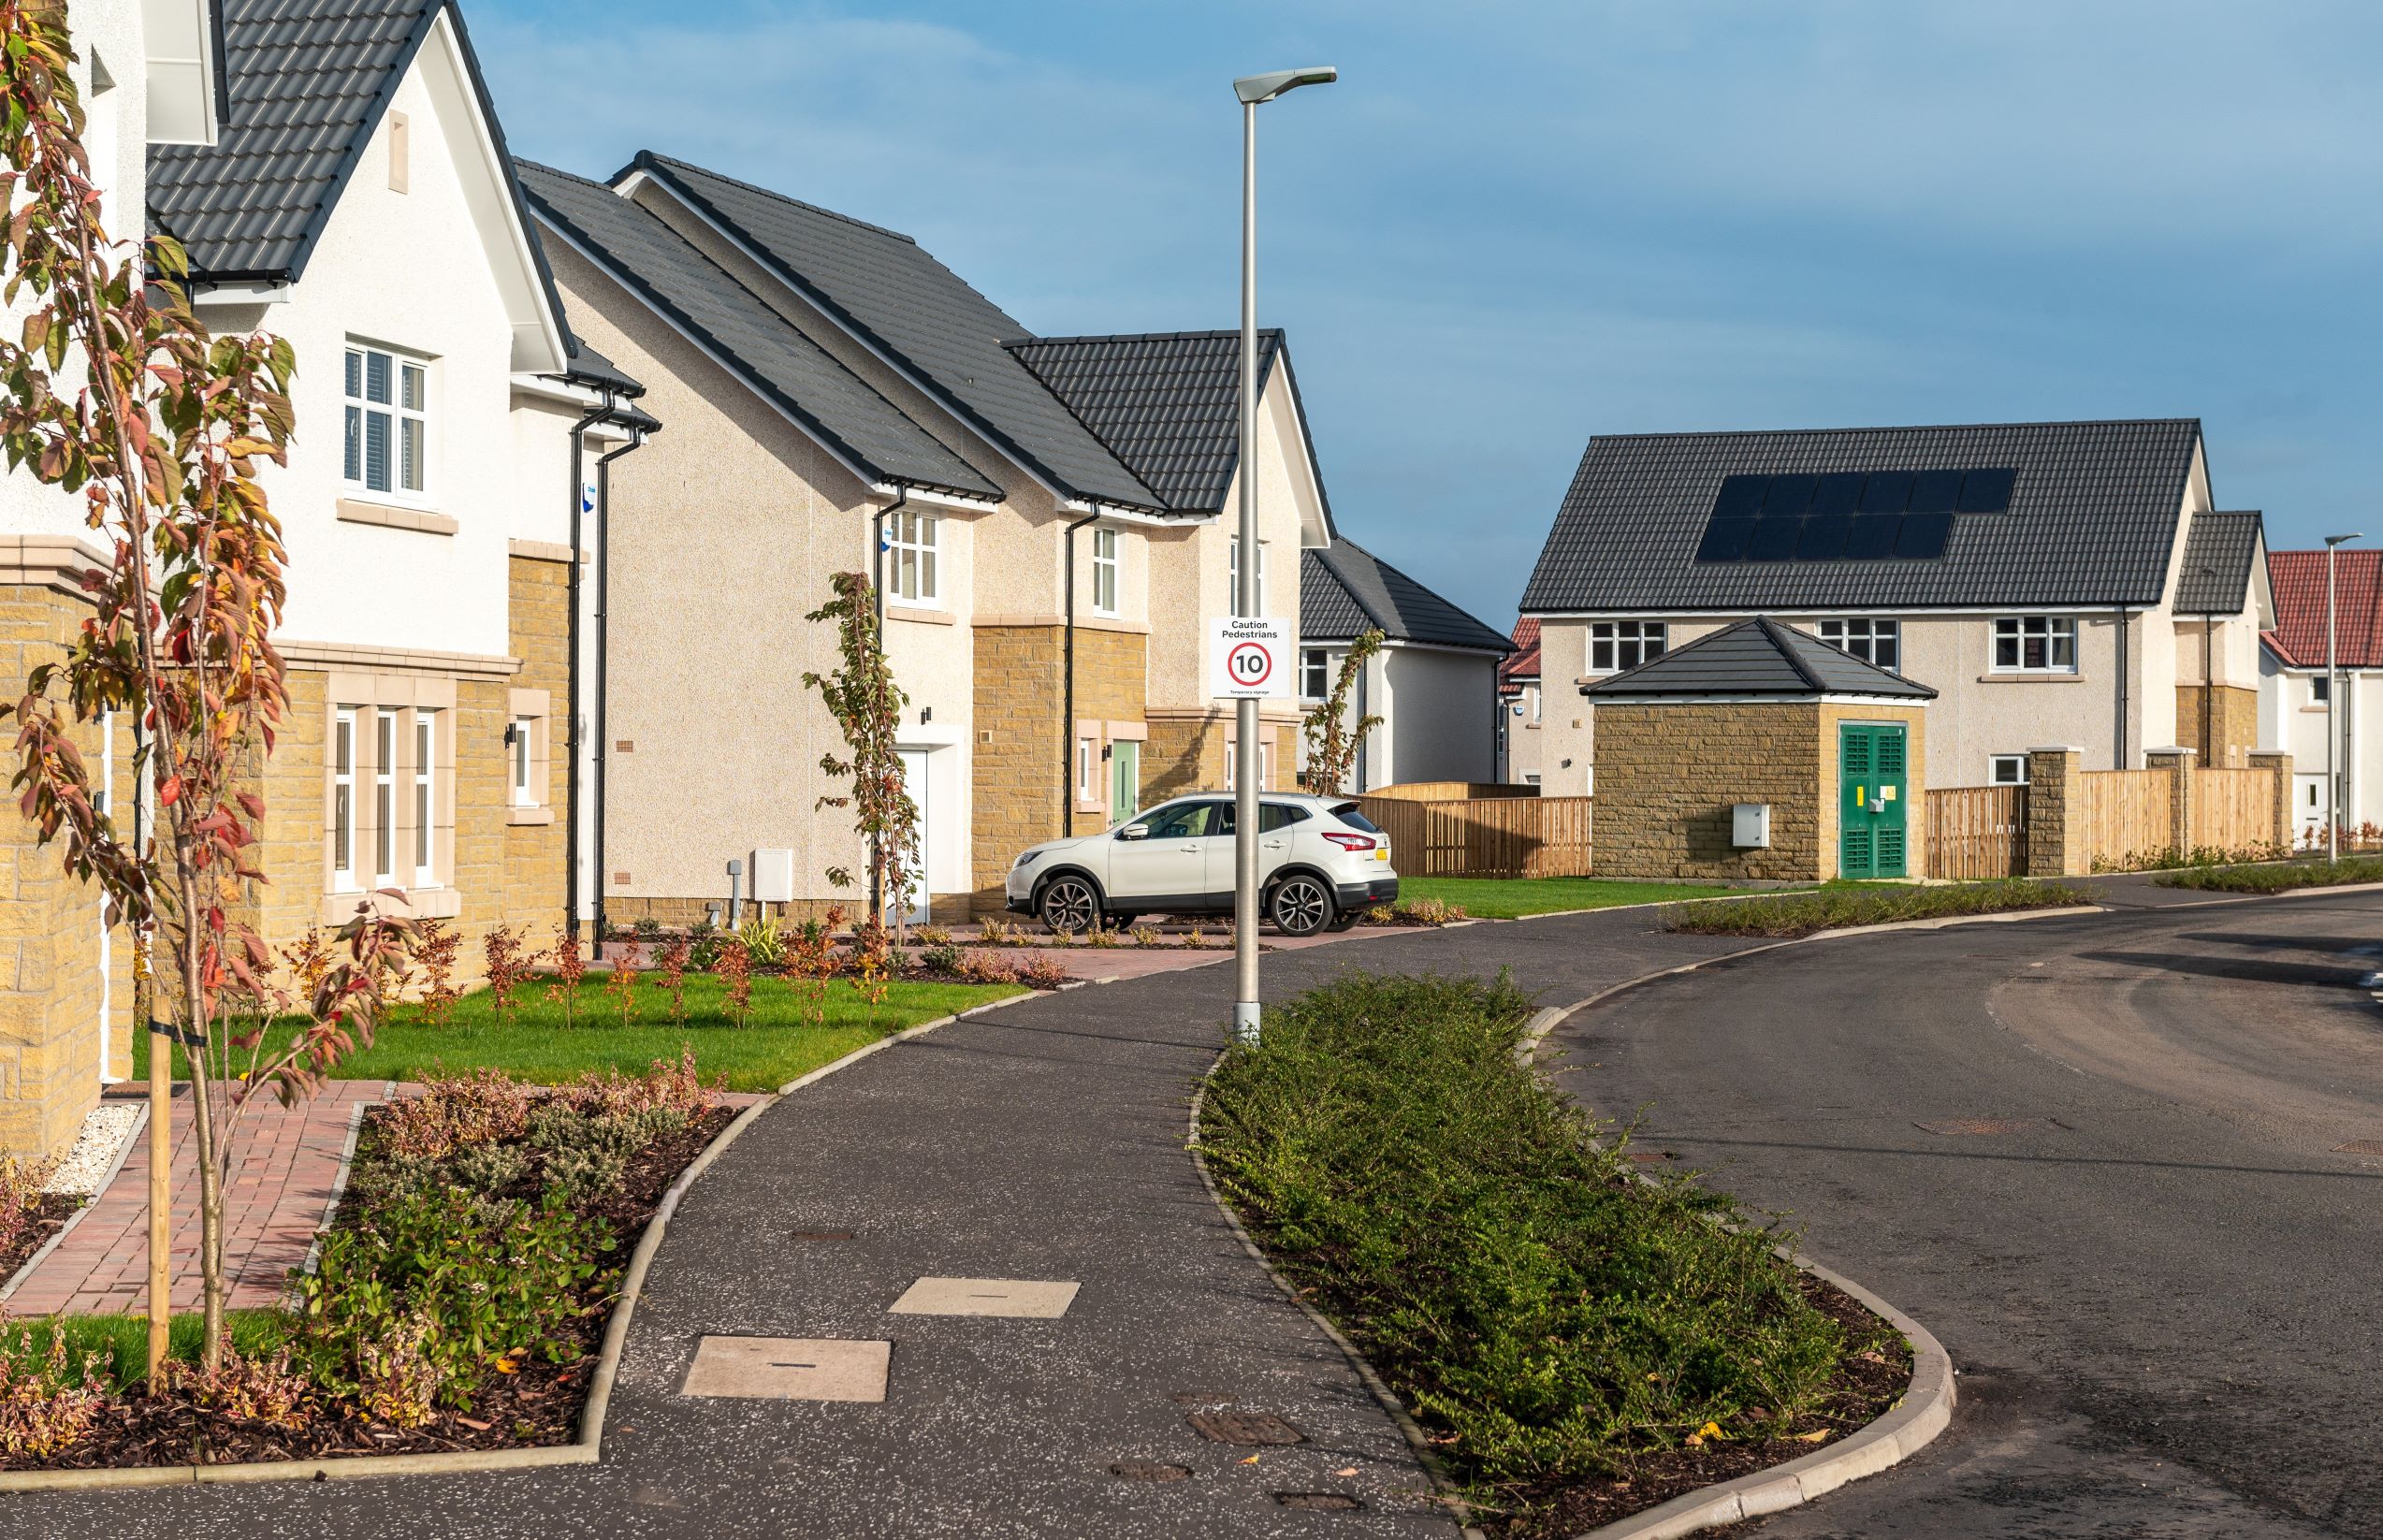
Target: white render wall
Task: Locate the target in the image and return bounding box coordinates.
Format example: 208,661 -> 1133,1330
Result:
2261,649 -> 2376,840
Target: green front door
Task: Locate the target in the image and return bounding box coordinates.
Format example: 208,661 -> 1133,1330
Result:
1838,724 -> 1909,879
1109,740 -> 1141,825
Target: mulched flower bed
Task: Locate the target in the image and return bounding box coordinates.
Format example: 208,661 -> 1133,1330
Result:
1493,1274 -> 1913,1539
0,1085 -> 735,1473
0,1194 -> 78,1287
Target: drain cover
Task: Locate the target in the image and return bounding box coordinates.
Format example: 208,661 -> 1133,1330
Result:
1914,1117 -> 2059,1136
1276,1492 -> 1361,1511
1189,1410 -> 1305,1446
1111,1460 -> 1192,1483
2333,1140 -> 2383,1155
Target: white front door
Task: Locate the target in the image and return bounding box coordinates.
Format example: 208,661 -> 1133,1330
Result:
2296,773 -> 2330,847
897,748 -> 930,925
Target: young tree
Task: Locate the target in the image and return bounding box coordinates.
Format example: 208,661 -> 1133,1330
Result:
803,572 -> 922,944
1299,629 -> 1385,795
0,2 -> 408,1368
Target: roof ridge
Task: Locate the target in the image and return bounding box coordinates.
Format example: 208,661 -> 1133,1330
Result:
1760,617 -> 1829,691
1315,542 -> 1394,635
1586,416 -> 2202,444
1012,327 -> 1286,348
629,152 -> 920,245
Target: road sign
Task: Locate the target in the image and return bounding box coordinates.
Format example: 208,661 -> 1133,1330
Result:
1212,617 -> 1291,699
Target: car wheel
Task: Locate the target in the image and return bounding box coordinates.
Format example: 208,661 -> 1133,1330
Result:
1038,876 -> 1101,935
1267,874 -> 1333,937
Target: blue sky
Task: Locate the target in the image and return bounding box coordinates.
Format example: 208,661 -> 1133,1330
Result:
474,1 -> 2383,632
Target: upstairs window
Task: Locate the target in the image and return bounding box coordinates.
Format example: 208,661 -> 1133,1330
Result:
2312,676 -> 2332,705
889,511 -> 939,604
1589,620 -> 1666,674
1818,617 -> 1900,672
1301,647 -> 1330,701
1992,616 -> 2076,674
1091,529 -> 1120,616
343,344 -> 429,500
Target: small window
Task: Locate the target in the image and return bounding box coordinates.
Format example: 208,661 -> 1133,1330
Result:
1301,648 -> 1330,701
1229,537 -> 1268,618
1818,617 -> 1900,672
1991,616 -> 2077,674
511,715 -> 536,806
1076,735 -> 1098,805
343,344 -> 429,500
332,709 -> 356,887
1091,529 -> 1119,616
1589,620 -> 1667,674
1225,737 -> 1272,789
889,511 -> 939,604
1991,754 -> 2029,786
372,709 -> 398,884
2312,676 -> 2332,705
413,712 -> 436,884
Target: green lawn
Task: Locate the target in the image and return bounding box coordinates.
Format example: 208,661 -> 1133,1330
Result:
135,973 -> 1026,1093
1395,875 -> 1791,920
3,1310 -> 292,1390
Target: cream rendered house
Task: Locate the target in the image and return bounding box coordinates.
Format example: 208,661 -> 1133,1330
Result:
1518,420 -> 2270,795
1497,619 -> 1543,784
2259,548 -> 2381,842
519,158 -> 1333,923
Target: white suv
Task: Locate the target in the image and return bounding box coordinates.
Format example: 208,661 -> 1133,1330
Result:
1004,792 -> 1400,937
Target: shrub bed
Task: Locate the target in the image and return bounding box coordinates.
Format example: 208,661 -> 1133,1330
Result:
1199,973 -> 1907,1533
2153,854 -> 2383,893
0,1155 -> 73,1288
0,1055 -> 733,1471
1663,879 -> 2094,937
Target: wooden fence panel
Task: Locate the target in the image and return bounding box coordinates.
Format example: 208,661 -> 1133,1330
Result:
1362,781 -> 1541,803
1925,786 -> 2027,879
2191,768 -> 2280,852
1354,794 -> 1594,879
2079,769 -> 2172,869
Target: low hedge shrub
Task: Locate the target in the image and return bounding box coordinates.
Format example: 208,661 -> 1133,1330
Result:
2154,855 -> 2383,893
1662,879 -> 2093,937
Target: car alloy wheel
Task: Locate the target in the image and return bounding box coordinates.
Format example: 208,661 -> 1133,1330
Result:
1269,875 -> 1332,937
1039,876 -> 1100,935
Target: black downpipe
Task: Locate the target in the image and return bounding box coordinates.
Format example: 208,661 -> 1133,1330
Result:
563,389 -> 616,940
871,489 -> 908,924
590,425 -> 648,948
2114,608 -> 2130,770
1061,511 -> 1099,835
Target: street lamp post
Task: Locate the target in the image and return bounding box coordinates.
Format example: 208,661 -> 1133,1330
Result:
2325,533 -> 2361,861
1230,65 -> 1335,1046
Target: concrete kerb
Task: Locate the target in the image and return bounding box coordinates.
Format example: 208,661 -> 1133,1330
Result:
1184,1065 -> 1484,1540
0,1101 -> 150,1306
0,988 -> 1048,1494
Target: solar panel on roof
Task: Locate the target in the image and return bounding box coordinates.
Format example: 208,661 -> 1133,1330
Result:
1762,474 -> 1817,517
1908,470 -> 1962,514
1797,514 -> 1850,560
1896,511 -> 1953,559
1859,472 -> 1913,513
1846,515 -> 1900,559
1811,472 -> 1865,517
1696,516 -> 1754,563
1713,475 -> 1768,517
1747,517 -> 1803,560
1957,467 -> 2016,512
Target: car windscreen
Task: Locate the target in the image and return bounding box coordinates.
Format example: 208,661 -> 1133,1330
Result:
1330,802 -> 1382,834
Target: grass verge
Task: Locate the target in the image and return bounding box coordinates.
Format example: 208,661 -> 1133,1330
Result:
134,975 -> 1026,1093
1395,876 -> 1793,920
1,1311 -> 292,1393
1199,973 -> 1900,1531
1662,879 -> 2094,937
2153,855 -> 2383,893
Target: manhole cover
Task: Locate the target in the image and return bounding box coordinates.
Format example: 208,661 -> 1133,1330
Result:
1112,1460 -> 1192,1483
889,1276 -> 1081,1318
1914,1117 -> 2060,1136
1189,1410 -> 1305,1446
2333,1140 -> 2383,1155
1276,1492 -> 1361,1511
680,1336 -> 890,1402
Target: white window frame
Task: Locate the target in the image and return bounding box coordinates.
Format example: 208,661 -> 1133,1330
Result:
371,708 -> 397,885
2311,675 -> 2331,705
1075,735 -> 1098,807
888,510 -> 939,606
412,711 -> 436,887
1817,617 -> 1900,673
1991,754 -> 2029,786
1589,620 -> 1667,674
511,715 -> 536,807
1991,616 -> 2078,675
1090,528 -> 1120,617
1229,537 -> 1268,619
331,709 -> 356,889
1225,737 -> 1272,789
342,342 -> 430,503
1301,648 -> 1330,701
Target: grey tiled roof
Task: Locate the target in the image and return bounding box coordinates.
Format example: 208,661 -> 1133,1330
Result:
1520,419 -> 2203,615
627,154 -> 1161,511
517,161 -> 999,500
1583,617 -> 1936,700
2173,511 -> 2263,616
559,339 -> 644,396
1301,540 -> 1512,654
1005,331 -> 1281,513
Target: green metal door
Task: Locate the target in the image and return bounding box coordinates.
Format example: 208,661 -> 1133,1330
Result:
1109,740 -> 1141,824
1838,724 -> 1909,879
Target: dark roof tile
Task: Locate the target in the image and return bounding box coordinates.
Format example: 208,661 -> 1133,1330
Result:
2174,511 -> 2263,616
1301,540 -> 1511,653
1583,617 -> 1936,700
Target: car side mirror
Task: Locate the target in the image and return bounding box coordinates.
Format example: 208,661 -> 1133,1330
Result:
1117,824 -> 1149,841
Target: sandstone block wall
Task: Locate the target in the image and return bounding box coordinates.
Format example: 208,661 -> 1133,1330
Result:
2174,684 -> 2259,769
1593,703 -> 1826,881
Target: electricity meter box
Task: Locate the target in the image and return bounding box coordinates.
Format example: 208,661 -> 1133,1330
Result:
749,848 -> 796,904
1731,803 -> 1771,850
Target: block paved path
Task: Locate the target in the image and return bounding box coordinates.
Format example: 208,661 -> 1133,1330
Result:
13,906 -> 1751,1538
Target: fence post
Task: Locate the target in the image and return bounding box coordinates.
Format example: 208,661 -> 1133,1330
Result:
2246,750 -> 2293,851
2026,747 -> 2085,878
2145,747 -> 2194,857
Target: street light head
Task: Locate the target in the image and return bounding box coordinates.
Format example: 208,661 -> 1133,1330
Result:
1234,66 -> 1338,105
2327,532 -> 2364,547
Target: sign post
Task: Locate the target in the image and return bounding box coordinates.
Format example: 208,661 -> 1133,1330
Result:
1214,616 -> 1289,1045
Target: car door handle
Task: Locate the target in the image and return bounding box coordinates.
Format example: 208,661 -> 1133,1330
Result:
1179,843 -> 1200,851
1262,839 -> 1286,850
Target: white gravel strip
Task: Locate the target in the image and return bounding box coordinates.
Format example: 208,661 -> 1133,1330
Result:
42,1102 -> 142,1196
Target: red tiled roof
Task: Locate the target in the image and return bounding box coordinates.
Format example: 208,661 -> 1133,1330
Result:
2265,549 -> 2383,667
1498,617 -> 1540,691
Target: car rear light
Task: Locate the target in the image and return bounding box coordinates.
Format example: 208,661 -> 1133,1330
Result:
1322,833 -> 1376,851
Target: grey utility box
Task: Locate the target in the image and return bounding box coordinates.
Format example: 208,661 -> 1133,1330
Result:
1732,803 -> 1771,850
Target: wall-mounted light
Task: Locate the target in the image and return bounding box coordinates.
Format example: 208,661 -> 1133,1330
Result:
920,706 -> 933,725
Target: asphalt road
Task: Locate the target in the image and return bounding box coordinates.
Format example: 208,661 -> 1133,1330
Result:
1551,891 -> 2383,1539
